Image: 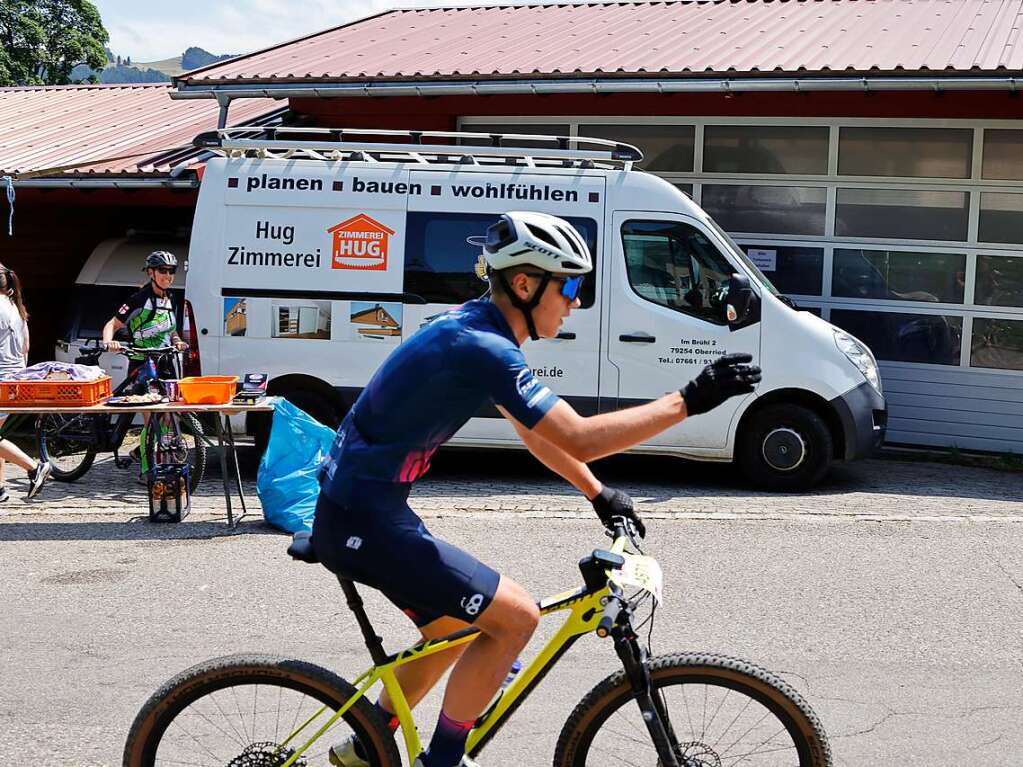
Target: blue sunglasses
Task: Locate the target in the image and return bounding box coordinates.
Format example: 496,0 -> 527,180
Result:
526,272 -> 585,301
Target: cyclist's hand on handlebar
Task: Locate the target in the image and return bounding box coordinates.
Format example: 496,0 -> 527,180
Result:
681,353 -> 761,417
103,340 -> 122,352
591,485 -> 645,539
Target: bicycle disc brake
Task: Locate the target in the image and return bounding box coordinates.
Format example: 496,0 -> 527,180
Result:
225,741 -> 307,767
676,741 -> 721,767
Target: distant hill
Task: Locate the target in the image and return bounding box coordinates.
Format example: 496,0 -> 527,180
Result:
71,47 -> 236,84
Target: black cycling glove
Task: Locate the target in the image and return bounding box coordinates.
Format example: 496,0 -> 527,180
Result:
591,485 -> 646,538
681,353 -> 762,417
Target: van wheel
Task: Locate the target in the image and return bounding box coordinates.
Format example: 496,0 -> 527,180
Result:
251,388 -> 341,457
737,404 -> 833,491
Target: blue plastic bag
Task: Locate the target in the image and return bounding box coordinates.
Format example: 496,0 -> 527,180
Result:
257,399 -> 335,533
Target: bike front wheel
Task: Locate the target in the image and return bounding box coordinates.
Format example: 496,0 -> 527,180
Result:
123,653 -> 401,767
139,413 -> 208,493
36,413 -> 98,481
554,652 -> 832,767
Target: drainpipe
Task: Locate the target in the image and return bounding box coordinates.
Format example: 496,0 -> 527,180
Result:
216,93 -> 232,129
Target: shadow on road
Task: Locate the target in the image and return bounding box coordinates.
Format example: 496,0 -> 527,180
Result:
0,517 -> 279,542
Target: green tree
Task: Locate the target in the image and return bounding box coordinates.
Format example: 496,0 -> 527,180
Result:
0,0 -> 108,86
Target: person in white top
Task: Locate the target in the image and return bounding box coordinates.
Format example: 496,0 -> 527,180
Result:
0,265 -> 51,501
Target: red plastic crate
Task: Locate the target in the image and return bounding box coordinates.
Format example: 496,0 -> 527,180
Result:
0,376 -> 112,407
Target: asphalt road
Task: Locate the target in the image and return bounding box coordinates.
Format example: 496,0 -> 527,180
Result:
2,450 -> 1022,766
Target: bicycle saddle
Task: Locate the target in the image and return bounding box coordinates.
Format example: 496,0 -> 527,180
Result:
287,530 -> 319,564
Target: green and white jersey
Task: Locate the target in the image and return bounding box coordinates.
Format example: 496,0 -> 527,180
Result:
115,284 -> 177,359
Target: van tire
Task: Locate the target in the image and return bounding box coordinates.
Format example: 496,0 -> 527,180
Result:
737,404 -> 832,491
250,387 -> 341,457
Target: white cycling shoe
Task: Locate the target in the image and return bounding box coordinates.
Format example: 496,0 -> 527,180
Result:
411,756 -> 480,767
329,735 -> 481,767
328,736 -> 369,767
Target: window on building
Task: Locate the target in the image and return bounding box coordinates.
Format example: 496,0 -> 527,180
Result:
703,125 -> 829,175
971,317 -> 1023,370
702,185 -> 826,236
830,309 -> 963,365
832,249 -> 965,304
835,188 -> 969,241
838,127 -> 973,178
578,124 -> 695,172
976,255 -> 1023,308
979,192 -> 1023,245
459,123 -> 569,148
982,129 -> 1023,180
404,212 -> 598,306
738,245 -> 824,296
620,219 -> 733,323
674,183 -> 693,198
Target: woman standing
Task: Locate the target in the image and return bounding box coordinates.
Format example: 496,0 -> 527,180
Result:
0,265 -> 51,501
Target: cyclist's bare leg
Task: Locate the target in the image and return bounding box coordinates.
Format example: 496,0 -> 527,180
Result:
440,576 -> 539,722
377,616 -> 470,715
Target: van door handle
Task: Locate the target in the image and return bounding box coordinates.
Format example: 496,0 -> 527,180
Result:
619,333 -> 656,343
555,332 -> 576,340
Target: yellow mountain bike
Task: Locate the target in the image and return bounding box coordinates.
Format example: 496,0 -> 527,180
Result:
123,519 -> 832,766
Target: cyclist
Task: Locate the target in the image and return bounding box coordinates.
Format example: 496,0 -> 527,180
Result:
101,251 -> 189,474
317,211 -> 760,767
0,264 -> 51,500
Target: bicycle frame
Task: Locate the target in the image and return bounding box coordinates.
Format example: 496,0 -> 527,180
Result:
276,536 -> 630,767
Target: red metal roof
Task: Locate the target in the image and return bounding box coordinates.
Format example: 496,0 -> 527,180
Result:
0,83 -> 280,177
178,0 -> 1023,87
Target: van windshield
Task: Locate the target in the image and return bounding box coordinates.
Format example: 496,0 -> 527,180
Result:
61,284 -> 185,340
705,218 -> 780,297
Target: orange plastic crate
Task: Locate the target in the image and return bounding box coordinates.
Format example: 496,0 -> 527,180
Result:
0,375 -> 112,407
177,375 -> 238,405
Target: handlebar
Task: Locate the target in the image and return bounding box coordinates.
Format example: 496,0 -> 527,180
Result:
78,344 -> 180,357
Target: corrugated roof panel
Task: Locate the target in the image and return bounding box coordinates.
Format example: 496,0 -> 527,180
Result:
178,0 -> 1023,85
0,84 -> 279,176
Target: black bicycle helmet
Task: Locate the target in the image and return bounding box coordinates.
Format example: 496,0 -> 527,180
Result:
144,251 -> 178,270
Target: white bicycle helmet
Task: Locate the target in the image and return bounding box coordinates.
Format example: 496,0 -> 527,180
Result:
144,250 -> 178,270
468,211 -> 592,275
468,212 -> 592,340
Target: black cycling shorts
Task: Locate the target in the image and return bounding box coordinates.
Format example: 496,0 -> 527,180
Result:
311,481 -> 500,628
127,355 -> 177,385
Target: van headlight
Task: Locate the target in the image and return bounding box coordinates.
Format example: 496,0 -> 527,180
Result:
833,329 -> 881,393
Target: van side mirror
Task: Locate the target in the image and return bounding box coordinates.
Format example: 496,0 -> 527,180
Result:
725,273 -> 755,324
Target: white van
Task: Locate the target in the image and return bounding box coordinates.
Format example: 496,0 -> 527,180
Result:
55,237 -> 195,388
185,127 -> 886,490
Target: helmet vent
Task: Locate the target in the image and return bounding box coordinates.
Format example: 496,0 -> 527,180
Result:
525,224 -> 560,249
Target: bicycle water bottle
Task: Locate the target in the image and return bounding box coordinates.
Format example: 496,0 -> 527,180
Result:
478,659 -> 522,724
503,659 -> 522,689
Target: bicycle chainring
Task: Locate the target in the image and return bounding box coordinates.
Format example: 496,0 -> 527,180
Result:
225,741 -> 307,767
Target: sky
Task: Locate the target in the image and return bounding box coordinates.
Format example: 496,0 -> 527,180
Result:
92,1 -> 546,63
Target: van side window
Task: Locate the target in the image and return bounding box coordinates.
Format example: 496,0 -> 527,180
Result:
405,212 -> 598,307
621,220 -> 734,324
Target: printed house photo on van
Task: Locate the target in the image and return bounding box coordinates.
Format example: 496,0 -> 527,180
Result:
350,301 -> 402,339
224,298 -> 248,337
271,299 -> 331,340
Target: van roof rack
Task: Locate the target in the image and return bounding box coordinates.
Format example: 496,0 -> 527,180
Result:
192,127 -> 643,170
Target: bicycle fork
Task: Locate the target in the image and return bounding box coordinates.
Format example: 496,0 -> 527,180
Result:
612,633 -> 682,767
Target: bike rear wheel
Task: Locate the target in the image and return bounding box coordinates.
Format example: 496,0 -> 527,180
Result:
36,414 -> 98,481
554,652 -> 832,767
122,654 -> 400,767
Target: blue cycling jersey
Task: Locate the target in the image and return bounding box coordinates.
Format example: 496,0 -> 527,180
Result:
320,299 -> 560,494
